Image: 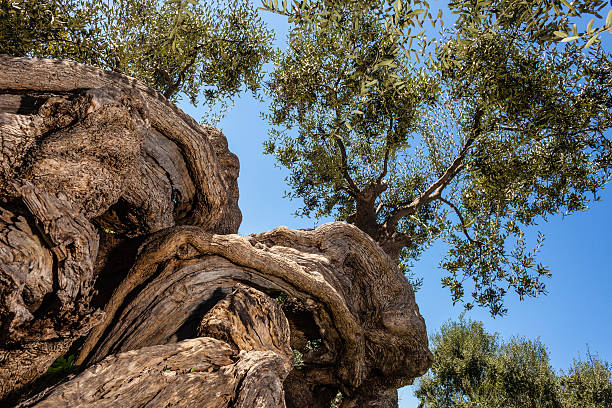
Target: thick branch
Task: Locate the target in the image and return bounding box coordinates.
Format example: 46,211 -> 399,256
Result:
334,135 -> 361,195
384,108 -> 484,232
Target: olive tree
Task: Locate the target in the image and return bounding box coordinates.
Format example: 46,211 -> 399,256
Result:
415,319 -> 612,408
1,0 -> 274,111
559,355 -> 612,407
262,0 -> 612,315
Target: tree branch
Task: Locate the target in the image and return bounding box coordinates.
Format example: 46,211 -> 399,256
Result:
155,67 -> 173,85
339,184 -> 358,199
384,107 -> 484,231
161,36 -> 239,99
376,199 -> 385,215
438,196 -> 480,244
163,51 -> 199,99
330,99 -> 361,197
334,135 -> 361,195
376,118 -> 393,185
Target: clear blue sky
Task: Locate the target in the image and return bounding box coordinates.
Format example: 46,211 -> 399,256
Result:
180,5 -> 612,407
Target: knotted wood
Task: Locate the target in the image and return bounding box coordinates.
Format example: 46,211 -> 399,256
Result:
0,55 -> 241,403
74,222 -> 431,406
18,287 -> 293,408
0,56 -> 431,408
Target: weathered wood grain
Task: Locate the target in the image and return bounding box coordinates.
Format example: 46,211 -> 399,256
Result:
0,55 -> 243,401
19,338 -> 290,408
0,55 -> 234,232
19,286 -> 293,408
77,222 -> 431,406
0,56 -> 431,408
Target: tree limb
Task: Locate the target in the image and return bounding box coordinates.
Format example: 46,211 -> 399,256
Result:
376,118 -> 393,185
384,108 -> 484,232
438,196 -> 480,244
163,49 -> 200,99
334,135 -> 361,195
376,199 -> 385,216
340,183 -> 358,199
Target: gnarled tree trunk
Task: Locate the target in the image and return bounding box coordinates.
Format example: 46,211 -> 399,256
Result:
0,56 -> 432,408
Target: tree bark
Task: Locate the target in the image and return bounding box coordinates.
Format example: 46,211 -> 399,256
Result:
0,56 -> 432,407
18,286 -> 293,408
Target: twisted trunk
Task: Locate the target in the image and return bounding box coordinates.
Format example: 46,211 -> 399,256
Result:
0,56 -> 432,408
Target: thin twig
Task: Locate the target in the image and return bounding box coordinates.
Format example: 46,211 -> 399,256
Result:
438,196 -> 480,244
376,117 -> 393,184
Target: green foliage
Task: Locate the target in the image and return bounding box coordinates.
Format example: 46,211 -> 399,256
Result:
264,2 -> 439,220
264,0 -> 612,315
292,348 -> 304,369
306,338 -> 322,351
0,0 -> 98,60
559,354 -> 612,407
47,354 -> 76,374
262,1 -> 612,51
102,227 -> 118,235
415,319 -> 612,408
1,0 -> 274,116
34,354 -> 80,392
456,0 -> 612,48
330,390 -> 343,408
433,2 -> 612,315
275,292 -> 288,304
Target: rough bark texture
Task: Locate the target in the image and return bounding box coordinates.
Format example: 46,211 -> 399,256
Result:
18,287 -> 293,408
0,56 -> 431,408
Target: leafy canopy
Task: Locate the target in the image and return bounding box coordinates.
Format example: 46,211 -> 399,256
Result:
2,0 -> 611,316
415,319 -> 612,408
0,0 -> 274,116
559,354 -> 612,407
262,0 -> 612,315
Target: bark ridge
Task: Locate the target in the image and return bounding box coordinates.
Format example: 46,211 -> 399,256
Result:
0,56 -> 431,408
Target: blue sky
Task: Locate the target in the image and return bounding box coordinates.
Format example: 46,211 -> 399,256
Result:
180,5 -> 612,406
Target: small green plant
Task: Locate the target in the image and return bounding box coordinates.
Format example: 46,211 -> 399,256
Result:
330,391 -> 343,408
305,339 -> 322,352
101,227 -> 117,235
292,349 -> 304,370
47,355 -> 75,374
275,292 -> 287,305
15,354 -> 79,403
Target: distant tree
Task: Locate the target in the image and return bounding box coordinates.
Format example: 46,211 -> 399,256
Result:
262,0 -> 612,314
415,319 -> 612,407
559,354 -> 612,407
414,319 -> 561,407
0,0 -> 274,112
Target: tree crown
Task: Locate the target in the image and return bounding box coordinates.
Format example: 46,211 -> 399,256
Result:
263,0 -> 612,315
0,0 -> 274,118
415,319 -> 612,407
